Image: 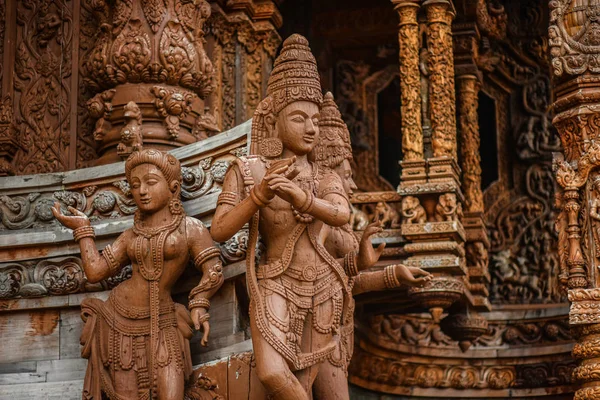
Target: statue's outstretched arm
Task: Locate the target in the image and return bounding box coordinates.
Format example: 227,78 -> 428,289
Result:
51,203 -> 130,283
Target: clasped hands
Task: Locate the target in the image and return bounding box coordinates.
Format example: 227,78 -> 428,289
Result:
256,157 -> 308,209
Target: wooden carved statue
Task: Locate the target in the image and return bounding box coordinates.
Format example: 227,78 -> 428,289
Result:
401,196 -> 427,224
373,201 -> 401,228
315,92 -> 432,392
117,101 -> 144,159
52,149 -> 224,399
435,193 -> 462,222
211,35 -> 354,399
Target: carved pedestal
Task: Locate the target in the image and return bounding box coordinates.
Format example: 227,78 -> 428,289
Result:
399,158 -> 468,320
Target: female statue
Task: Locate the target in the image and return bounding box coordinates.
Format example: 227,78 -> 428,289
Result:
211,35 -> 352,399
311,92 -> 432,397
52,149 -> 224,400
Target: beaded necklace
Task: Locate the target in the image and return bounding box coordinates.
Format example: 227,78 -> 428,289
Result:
131,201 -> 184,398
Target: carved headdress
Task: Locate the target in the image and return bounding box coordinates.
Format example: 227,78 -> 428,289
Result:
125,149 -> 182,187
312,92 -> 352,169
250,34 -> 323,157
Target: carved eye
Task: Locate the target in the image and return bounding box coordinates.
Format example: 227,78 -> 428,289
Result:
291,116 -> 305,123
312,118 -> 319,126
131,182 -> 141,189
147,179 -> 158,186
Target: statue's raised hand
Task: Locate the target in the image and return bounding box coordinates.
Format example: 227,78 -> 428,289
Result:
255,157 -> 298,202
51,202 -> 90,230
358,220 -> 386,270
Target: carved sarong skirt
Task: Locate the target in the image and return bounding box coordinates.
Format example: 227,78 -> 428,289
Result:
257,262 -> 344,369
79,295 -> 194,400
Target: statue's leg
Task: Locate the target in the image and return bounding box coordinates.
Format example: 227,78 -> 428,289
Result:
250,293 -> 310,400
156,361 -> 184,400
312,361 -> 350,400
296,292 -> 348,398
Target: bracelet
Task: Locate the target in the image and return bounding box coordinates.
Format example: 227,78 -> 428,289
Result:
217,191 -> 238,207
344,251 -> 359,277
197,313 -> 210,325
193,247 -> 221,267
297,190 -> 315,214
384,265 -> 402,289
73,226 -> 95,242
189,297 -> 211,310
250,186 -> 271,208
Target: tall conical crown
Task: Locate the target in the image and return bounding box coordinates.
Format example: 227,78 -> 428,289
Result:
313,92 -> 352,169
266,34 -> 323,114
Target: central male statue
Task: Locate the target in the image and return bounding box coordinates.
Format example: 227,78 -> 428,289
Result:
211,34 -> 352,399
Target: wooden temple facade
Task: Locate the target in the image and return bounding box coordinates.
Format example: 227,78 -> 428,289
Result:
0,0 -> 596,399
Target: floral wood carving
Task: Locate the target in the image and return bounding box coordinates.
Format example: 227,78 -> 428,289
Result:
82,0 -> 214,98
152,86 -> 195,139
0,257 -> 132,299
12,0 -> 73,174
0,154 -> 232,230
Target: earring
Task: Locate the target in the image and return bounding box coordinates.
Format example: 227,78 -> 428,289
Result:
260,138 -> 283,157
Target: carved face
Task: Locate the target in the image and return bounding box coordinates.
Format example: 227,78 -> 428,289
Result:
129,164 -> 173,214
276,101 -> 320,155
335,159 -> 358,195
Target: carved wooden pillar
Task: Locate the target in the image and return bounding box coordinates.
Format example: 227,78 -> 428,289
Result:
392,0 -> 422,161
456,73 -> 490,311
81,0 -> 216,165
392,0 -> 427,185
394,0 -> 486,346
549,1 -> 600,397
425,0 -> 457,159
457,75 -> 482,213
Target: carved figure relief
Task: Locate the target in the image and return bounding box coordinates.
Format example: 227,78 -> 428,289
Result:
401,196 -> 427,224
117,101 -> 144,159
435,193 -> 461,222
373,201 -> 401,228
51,149 -> 224,398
